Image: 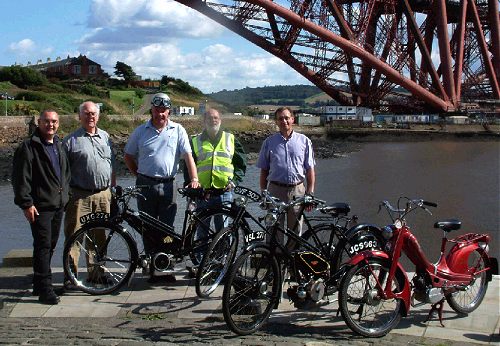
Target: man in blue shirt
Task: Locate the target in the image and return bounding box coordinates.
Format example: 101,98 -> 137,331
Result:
124,93 -> 200,283
63,101 -> 115,288
256,106 -> 315,243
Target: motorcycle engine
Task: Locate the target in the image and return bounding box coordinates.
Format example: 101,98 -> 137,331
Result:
152,252 -> 175,275
412,273 -> 444,304
287,278 -> 326,303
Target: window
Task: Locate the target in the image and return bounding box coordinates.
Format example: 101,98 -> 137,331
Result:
89,65 -> 97,74
73,65 -> 81,74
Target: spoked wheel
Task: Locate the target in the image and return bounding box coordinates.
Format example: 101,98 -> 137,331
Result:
196,227 -> 239,298
339,259 -> 402,337
63,224 -> 138,295
189,209 -> 239,267
222,248 -> 280,335
446,249 -> 489,314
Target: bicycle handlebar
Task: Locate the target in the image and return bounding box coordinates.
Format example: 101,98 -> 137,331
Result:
261,190 -> 326,210
379,197 -> 437,221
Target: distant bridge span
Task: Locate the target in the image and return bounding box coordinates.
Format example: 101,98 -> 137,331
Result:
175,0 -> 499,113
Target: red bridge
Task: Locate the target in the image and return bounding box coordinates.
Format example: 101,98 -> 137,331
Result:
175,0 -> 499,113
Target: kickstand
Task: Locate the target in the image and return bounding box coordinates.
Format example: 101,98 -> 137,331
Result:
426,299 -> 445,327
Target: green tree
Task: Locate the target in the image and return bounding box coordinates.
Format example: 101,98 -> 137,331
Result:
0,66 -> 47,88
114,61 -> 136,82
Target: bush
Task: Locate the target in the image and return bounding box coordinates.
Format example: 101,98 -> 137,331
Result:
0,66 -> 47,88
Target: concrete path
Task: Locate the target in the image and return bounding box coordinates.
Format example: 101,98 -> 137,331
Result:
1,259 -> 498,345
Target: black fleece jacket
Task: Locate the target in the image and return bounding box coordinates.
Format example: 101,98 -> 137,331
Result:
12,129 -> 71,211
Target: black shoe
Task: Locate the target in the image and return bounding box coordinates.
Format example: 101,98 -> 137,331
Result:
38,291 -> 60,305
148,274 -> 176,284
53,287 -> 65,296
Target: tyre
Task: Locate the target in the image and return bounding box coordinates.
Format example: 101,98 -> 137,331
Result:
222,248 -> 281,335
63,223 -> 138,295
300,223 -> 338,259
196,227 -> 239,298
339,259 -> 403,337
446,249 -> 489,314
188,208 -> 240,266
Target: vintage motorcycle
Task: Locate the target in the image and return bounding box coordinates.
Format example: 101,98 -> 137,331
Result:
338,197 -> 498,337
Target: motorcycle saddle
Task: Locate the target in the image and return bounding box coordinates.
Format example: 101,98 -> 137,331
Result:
434,219 -> 461,232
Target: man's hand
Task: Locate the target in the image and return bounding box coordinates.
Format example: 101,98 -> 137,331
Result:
225,180 -> 236,192
187,180 -> 201,189
23,206 -> 39,224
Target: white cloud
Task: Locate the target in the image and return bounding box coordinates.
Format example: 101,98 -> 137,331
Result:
79,0 -> 310,92
83,0 -> 223,49
8,39 -> 36,54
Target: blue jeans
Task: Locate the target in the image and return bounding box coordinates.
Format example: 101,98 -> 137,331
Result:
195,191 -> 233,240
136,175 -> 177,254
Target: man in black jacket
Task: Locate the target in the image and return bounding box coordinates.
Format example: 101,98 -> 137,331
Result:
12,110 -> 71,304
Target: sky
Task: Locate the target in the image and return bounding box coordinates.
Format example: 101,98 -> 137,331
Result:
0,0 -> 311,93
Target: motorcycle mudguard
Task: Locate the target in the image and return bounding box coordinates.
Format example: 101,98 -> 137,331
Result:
446,241 -> 481,275
447,242 -> 498,282
347,250 -> 411,315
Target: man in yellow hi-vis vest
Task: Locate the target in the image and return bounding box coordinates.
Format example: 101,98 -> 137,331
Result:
185,108 -> 246,231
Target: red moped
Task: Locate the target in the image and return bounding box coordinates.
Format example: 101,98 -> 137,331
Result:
338,197 -> 498,337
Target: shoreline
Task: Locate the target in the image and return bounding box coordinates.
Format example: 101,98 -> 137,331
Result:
0,124 -> 497,182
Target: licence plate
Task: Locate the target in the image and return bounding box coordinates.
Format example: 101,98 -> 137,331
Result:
245,231 -> 265,243
79,212 -> 110,224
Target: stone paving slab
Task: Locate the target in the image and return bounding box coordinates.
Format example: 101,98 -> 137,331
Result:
1,265 -> 499,345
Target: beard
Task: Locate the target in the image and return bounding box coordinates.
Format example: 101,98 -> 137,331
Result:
206,123 -> 220,138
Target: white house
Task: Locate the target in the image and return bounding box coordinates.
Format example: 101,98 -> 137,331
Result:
172,106 -> 195,116
320,106 -> 373,123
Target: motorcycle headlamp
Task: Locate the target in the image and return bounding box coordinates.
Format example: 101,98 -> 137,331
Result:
382,225 -> 394,240
264,211 -> 278,227
234,196 -> 247,207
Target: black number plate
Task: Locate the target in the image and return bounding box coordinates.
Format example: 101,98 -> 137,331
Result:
348,240 -> 378,255
79,212 -> 110,224
234,186 -> 261,202
245,231 -> 265,243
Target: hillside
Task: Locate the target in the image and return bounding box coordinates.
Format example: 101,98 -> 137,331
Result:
209,85 -> 335,108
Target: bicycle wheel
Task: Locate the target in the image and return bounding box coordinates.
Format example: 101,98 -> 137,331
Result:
196,227 -> 239,298
63,223 -> 138,295
446,249 -> 489,314
300,223 -> 338,258
339,259 -> 403,337
222,248 -> 281,335
188,208 -> 239,266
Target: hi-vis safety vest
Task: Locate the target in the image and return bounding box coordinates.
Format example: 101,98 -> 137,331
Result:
192,131 -> 235,189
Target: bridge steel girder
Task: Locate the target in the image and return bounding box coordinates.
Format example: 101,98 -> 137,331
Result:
175,0 -> 500,112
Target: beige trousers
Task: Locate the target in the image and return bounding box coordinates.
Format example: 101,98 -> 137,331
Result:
267,182 -> 305,247
64,188 -> 111,280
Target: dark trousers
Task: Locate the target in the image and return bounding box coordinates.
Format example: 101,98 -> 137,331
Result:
30,208 -> 64,293
136,175 -> 177,254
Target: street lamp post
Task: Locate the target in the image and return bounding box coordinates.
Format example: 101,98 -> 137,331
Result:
2,92 -> 8,116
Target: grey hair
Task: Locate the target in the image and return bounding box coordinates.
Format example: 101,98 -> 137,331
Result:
79,101 -> 100,116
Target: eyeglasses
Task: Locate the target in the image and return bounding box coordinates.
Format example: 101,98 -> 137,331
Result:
151,96 -> 171,109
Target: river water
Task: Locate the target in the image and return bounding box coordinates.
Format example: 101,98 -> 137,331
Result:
1,141 -> 498,267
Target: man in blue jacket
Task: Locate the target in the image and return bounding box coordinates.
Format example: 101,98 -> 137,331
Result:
12,110 -> 71,304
